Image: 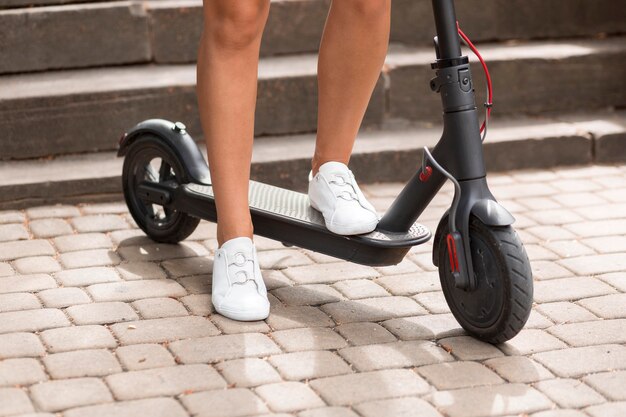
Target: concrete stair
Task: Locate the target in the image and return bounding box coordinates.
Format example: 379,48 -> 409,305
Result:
2,37 -> 625,160
1,0 -> 625,206
1,110 -> 624,209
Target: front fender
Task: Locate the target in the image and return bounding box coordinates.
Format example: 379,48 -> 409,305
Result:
118,119 -> 211,186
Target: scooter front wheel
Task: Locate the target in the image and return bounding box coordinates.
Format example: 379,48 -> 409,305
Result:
122,135 -> 200,243
437,215 -> 533,344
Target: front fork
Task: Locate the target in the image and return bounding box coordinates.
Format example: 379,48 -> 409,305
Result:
377,0 -> 514,290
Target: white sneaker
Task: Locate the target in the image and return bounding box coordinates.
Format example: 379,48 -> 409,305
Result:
308,161 -> 380,235
211,236 -> 270,321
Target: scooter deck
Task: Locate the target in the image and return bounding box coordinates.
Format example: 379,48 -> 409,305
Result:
180,181 -> 431,266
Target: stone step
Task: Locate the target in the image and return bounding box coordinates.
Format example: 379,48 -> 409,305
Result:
2,0 -> 624,74
1,37 -> 624,160
0,110 -> 623,209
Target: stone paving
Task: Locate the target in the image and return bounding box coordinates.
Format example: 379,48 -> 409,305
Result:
1,163 -> 625,417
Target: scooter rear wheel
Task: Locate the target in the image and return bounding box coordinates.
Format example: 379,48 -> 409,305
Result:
122,135 -> 200,243
437,215 -> 533,344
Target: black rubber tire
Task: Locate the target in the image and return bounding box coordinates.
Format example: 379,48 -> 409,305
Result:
437,215 -> 533,344
122,135 -> 200,243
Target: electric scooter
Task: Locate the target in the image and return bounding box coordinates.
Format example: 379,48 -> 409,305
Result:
118,0 -> 533,344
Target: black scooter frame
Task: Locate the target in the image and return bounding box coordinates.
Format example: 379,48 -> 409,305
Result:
118,0 -> 514,277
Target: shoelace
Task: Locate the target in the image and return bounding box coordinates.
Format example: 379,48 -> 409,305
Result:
328,173 -> 359,202
227,251 -> 258,287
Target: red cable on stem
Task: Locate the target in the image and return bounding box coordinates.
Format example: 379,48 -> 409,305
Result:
456,22 -> 492,133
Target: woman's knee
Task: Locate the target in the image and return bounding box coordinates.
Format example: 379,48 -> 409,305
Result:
203,0 -> 270,50
338,0 -> 390,19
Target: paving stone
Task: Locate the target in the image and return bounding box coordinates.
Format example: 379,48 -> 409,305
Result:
582,235 -> 626,254
0,211 -> 25,224
106,364 -> 225,400
40,325 -> 117,353
526,209 -> 585,225
71,214 -> 129,233
354,397 -> 443,417
216,357 -> 282,388
59,249 -> 121,269
117,242 -> 208,262
180,294 -> 213,316
560,253 -> 626,275
586,402 -> 626,417
531,410 -> 588,417
382,313 -> 464,340
29,218 -> 73,238
80,202 -> 129,214
211,314 -> 271,334
30,378 -> 113,412
116,261 -> 168,280
262,269 -> 293,290
0,240 -> 55,261
548,319 -> 626,346
499,329 -> 568,355
532,344 -> 626,377
0,292 -> 40,312
552,192 -> 608,207
0,274 -> 56,294
115,343 -> 176,371
43,349 -> 122,378
413,291 -> 450,314
53,233 -> 112,253
269,350 -> 352,381
485,356 -> 554,383
438,335 -> 505,360
272,284 -> 344,306
0,263 -> 13,277
283,262 -> 379,284
109,230 -> 152,246
13,256 -> 61,274
87,279 -> 186,302
543,240 -> 596,259
271,327 -> 347,352
526,310 -> 556,329
534,277 -> 616,303
534,378 -> 605,408
0,358 -> 47,387
0,388 -> 34,416
181,388 -> 268,417
531,260 -> 574,280
321,296 -> 426,324
338,340 -> 452,372
578,294 -> 626,319
0,332 -> 45,358
26,205 -> 80,219
583,370 -> 626,400
131,297 -> 188,319
565,219 -> 626,238
535,302 -> 599,324
335,322 -> 396,346
267,306 -> 335,329
161,256 -> 211,278
0,308 -> 69,334
428,383 -> 552,417
37,287 -> 91,308
417,361 -> 503,390
373,258 -> 422,276
374,271 -> 441,295
179,275 -> 210,294
309,369 -> 430,406
299,407 -> 360,417
0,224 -> 28,242
596,272 -> 626,292
256,382 -> 325,413
63,398 -> 188,417
332,279 -> 389,299
66,301 -> 139,325
256,248 -> 314,269
55,266 -> 121,286
111,316 -> 219,345
169,333 -> 281,364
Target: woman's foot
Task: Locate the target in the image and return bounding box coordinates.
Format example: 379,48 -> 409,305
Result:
308,161 -> 380,235
211,236 -> 270,321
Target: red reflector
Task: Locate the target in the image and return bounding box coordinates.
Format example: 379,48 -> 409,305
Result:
446,233 -> 459,273
119,133 -> 127,145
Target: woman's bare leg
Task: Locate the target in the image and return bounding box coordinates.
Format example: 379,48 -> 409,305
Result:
311,0 -> 392,176
197,0 -> 270,247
